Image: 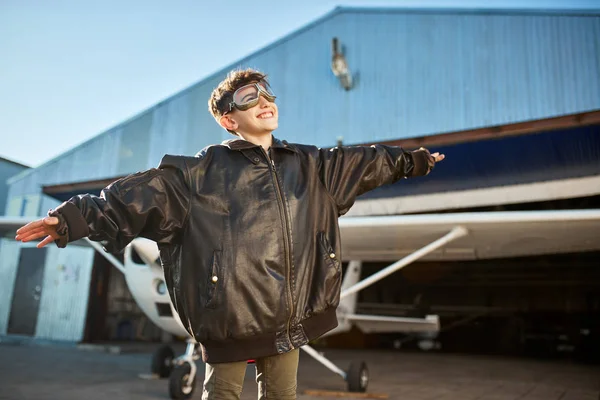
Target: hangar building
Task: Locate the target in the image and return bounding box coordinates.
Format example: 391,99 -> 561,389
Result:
1,7 -> 598,358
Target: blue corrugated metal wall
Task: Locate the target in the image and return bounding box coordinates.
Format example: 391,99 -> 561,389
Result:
5,7 -> 600,208
261,8 -> 600,147
0,159 -> 29,216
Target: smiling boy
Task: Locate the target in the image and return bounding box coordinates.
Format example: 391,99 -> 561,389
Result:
16,68 -> 444,399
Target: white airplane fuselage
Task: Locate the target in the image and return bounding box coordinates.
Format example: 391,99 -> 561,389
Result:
124,240 -> 439,341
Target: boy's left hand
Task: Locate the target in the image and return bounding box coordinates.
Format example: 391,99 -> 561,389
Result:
418,147 -> 445,163
411,147 -> 445,176
431,152 -> 445,163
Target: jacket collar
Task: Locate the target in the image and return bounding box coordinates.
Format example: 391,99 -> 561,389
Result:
221,136 -> 297,153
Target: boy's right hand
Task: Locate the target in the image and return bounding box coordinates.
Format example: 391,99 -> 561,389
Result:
15,216 -> 63,248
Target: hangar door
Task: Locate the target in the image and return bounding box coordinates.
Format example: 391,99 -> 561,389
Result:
7,248 -> 47,335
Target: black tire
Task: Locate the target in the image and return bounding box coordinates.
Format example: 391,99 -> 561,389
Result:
169,363 -> 196,400
347,361 -> 368,392
151,345 -> 175,378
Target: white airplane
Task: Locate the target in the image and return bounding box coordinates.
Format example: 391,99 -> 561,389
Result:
2,208 -> 600,398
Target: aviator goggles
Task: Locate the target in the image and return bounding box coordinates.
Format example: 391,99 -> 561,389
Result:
225,80 -> 276,114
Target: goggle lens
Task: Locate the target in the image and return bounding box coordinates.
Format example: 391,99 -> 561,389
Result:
233,85 -> 260,106
229,81 -> 276,112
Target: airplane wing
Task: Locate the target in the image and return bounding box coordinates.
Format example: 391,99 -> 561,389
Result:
339,209 -> 600,261
345,314 -> 440,333
5,209 -> 600,261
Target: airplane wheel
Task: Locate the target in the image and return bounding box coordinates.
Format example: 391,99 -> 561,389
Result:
347,361 -> 368,392
169,363 -> 196,399
151,345 -> 175,378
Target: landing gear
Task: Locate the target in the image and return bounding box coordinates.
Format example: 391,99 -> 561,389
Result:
169,363 -> 196,399
151,345 -> 175,378
168,339 -> 200,400
300,345 -> 369,392
346,361 -> 369,392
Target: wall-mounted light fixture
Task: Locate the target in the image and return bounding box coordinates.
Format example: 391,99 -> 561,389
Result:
331,37 -> 353,91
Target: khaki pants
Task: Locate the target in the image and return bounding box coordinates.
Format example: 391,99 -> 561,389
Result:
202,348 -> 299,399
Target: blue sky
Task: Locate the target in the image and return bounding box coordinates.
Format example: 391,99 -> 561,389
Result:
1,0 -> 598,167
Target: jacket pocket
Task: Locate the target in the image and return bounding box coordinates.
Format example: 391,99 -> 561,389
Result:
204,250 -> 222,309
319,232 -> 340,271
317,232 -> 341,307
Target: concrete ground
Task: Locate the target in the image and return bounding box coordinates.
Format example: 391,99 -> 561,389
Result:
0,341 -> 598,400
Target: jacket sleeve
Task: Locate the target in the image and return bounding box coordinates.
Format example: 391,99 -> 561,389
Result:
48,155 -> 191,253
317,145 -> 434,215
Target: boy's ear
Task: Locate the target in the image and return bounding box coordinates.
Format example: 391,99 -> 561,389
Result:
219,115 -> 237,131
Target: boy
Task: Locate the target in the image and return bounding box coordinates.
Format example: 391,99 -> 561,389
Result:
16,68 -> 444,399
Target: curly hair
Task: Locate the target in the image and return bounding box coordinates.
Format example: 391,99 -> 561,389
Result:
208,68 -> 268,123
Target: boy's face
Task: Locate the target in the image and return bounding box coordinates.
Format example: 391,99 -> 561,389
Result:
219,82 -> 278,136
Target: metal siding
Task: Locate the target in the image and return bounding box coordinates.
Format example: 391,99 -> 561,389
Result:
35,246 -> 95,342
22,194 -> 41,216
116,111 -> 152,175
0,161 -> 29,216
146,94 -> 191,168
4,175 -> 42,217
5,81 -> 226,198
18,172 -> 38,198
185,77 -> 228,151
209,10 -> 599,147
29,160 -> 62,190
6,9 -> 599,194
38,194 -> 61,217
5,197 -> 22,216
71,134 -> 119,182
329,11 -> 600,144
0,239 -> 21,335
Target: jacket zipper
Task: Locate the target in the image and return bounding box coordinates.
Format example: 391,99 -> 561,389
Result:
264,147 -> 295,347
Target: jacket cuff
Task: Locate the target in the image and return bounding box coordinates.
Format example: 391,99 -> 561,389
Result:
48,201 -> 90,248
409,148 -> 435,177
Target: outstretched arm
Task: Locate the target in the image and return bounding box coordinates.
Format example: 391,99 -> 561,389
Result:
16,155 -> 191,251
318,145 -> 444,215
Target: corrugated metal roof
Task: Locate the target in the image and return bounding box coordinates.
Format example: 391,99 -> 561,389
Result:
0,157 -> 30,169
7,7 -> 600,191
333,6 -> 600,16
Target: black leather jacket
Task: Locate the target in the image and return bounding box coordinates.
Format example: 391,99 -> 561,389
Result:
51,136 -> 435,363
